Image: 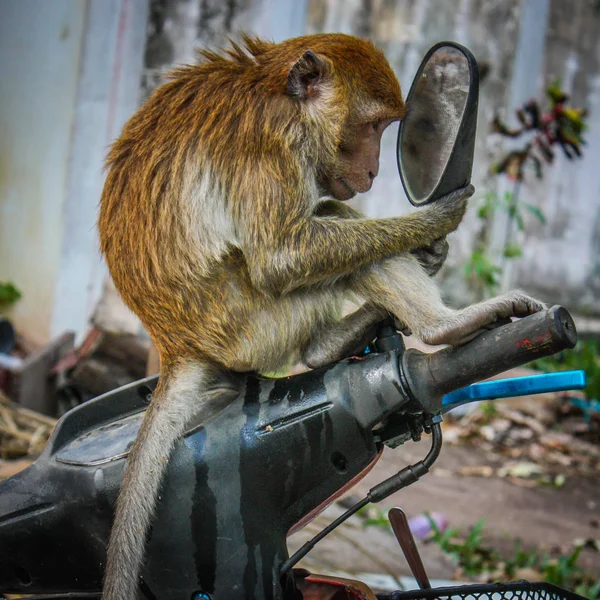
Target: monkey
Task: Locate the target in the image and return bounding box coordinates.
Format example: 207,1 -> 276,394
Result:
98,33 -> 543,599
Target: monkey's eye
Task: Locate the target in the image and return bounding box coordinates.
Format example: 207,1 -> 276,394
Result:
371,120 -> 382,132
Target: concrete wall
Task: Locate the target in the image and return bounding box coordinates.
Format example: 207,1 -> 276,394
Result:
0,0 -> 149,345
139,0 -> 599,320
513,0 -> 600,315
0,0 -> 87,345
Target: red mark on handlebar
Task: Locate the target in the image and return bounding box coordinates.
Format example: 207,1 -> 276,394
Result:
516,332 -> 552,349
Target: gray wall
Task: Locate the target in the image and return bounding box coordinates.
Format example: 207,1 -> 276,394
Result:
306,0 -> 599,319
0,0 -> 87,344
2,0 -> 596,345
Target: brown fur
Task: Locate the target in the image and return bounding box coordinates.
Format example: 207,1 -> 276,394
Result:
99,34 -> 408,371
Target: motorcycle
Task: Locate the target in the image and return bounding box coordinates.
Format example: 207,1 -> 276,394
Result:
0,42 -> 589,600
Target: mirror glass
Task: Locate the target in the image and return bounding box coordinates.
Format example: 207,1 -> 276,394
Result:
398,44 -> 472,205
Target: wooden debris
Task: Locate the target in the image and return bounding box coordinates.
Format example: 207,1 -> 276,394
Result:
495,405 -> 546,435
0,458 -> 33,479
0,390 -> 57,462
458,465 -> 494,478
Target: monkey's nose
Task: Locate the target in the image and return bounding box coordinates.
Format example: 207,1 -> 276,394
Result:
368,162 -> 379,180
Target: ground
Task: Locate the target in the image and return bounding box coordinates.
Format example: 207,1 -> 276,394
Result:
288,422 -> 600,587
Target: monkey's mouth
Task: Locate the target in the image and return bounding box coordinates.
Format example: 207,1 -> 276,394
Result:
318,176 -> 358,201
335,178 -> 357,200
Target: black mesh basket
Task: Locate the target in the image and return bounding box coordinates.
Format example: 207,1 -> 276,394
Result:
378,581 -> 589,600
1,581 -> 590,600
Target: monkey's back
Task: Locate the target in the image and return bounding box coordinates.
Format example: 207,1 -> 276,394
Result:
98,34 -> 401,371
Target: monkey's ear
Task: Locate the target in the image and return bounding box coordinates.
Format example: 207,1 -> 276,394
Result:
286,50 -> 329,100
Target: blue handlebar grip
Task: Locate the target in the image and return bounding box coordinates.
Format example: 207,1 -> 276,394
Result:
442,370 -> 587,413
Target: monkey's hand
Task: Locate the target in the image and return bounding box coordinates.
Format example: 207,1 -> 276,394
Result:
411,237 -> 449,277
423,184 -> 474,235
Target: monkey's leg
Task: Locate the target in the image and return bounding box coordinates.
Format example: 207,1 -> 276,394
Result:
302,303 -> 388,368
102,359 -> 236,600
357,254 -> 544,347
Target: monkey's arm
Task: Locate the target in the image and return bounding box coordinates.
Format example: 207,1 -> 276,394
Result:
317,201 -> 449,278
244,185 -> 473,294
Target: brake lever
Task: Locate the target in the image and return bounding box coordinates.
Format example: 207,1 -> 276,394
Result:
441,370 -> 586,414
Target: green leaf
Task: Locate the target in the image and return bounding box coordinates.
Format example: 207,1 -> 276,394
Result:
523,203 -> 547,224
478,203 -> 493,219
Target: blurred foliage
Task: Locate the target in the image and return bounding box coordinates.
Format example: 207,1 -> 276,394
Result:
467,80 -> 587,297
357,505 -> 600,595
491,79 -> 587,182
530,340 -> 600,400
0,282 -> 21,309
466,191 -> 546,296
426,514 -> 600,596
464,246 -> 503,296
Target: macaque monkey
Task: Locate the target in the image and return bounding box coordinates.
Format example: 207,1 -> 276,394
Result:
98,34 -> 543,599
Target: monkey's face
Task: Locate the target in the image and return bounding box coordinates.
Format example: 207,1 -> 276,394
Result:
283,36 -> 405,201
319,117 -> 396,201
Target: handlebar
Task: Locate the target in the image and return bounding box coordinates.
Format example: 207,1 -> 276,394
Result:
283,306 -> 581,575
402,305 -> 577,413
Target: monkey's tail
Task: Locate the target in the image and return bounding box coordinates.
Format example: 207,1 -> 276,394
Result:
102,359 -> 216,600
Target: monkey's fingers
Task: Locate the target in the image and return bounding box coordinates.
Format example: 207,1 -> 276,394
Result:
506,294 -> 546,317
448,295 -> 545,346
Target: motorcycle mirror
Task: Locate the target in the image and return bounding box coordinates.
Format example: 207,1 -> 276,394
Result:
397,42 -> 479,206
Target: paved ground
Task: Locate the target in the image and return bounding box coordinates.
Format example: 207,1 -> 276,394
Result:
288,435 -> 600,585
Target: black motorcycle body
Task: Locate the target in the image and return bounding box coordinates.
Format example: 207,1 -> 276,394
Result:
0,307 -> 577,600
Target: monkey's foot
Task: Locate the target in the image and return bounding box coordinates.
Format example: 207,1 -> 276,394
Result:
393,318 -> 412,337
420,291 -> 545,347
411,237 -> 449,277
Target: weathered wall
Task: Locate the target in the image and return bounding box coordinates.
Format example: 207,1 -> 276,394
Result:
7,0 -> 595,345
306,0 -> 523,305
138,0 -> 599,319
142,0 -> 308,98
511,0 -> 600,315
0,0 -> 149,345
98,0 -> 311,337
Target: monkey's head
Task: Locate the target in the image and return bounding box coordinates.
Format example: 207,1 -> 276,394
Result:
273,34 -> 407,201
